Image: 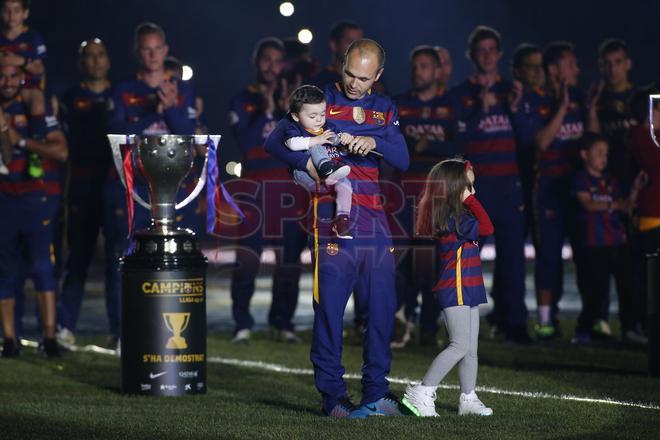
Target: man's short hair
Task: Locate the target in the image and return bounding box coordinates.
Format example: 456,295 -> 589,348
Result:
1,0 -> 30,9
467,25 -> 501,59
543,41 -> 574,70
330,20 -> 362,44
409,45 -> 440,65
345,38 -> 386,70
598,38 -> 629,59
288,85 -> 325,114
252,37 -> 285,62
78,37 -> 104,56
134,22 -> 166,50
512,43 -> 542,69
580,131 -> 608,152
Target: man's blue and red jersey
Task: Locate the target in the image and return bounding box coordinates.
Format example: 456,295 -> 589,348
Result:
40,107 -> 64,197
395,87 -> 458,180
0,95 -> 47,195
61,82 -> 113,182
265,82 -> 409,237
108,72 -> 196,136
596,84 -> 636,184
450,76 -> 519,178
228,84 -> 288,181
517,87 -> 587,179
432,195 -> 493,309
571,169 -> 627,247
0,26 -> 47,90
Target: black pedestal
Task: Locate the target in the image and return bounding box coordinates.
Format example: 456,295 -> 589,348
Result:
120,229 -> 208,395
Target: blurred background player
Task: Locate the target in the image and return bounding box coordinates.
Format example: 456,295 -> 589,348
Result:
56,38 -> 116,349
435,46 -> 453,89
227,37 -> 308,344
517,41 -> 600,339
311,20 -> 363,89
570,133 -> 642,344
0,0 -> 46,90
0,61 -> 66,357
512,43 -> 544,232
450,26 -> 529,343
391,45 -> 458,348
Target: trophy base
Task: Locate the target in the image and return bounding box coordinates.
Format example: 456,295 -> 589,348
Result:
120,228 -> 207,396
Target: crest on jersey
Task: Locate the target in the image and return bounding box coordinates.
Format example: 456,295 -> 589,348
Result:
353,106 -> 366,124
435,107 -> 450,118
326,242 -> 339,256
372,111 -> 385,125
420,106 -> 431,119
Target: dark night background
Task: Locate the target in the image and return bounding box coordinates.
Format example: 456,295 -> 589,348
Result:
30,0 -> 659,170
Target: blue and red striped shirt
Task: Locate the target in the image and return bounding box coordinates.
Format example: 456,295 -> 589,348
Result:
572,169 -> 627,247
395,87 -> 458,180
108,73 -> 196,136
450,76 -> 519,178
0,26 -> 47,90
518,87 -> 586,178
432,195 -> 493,309
228,84 -> 289,181
0,96 -> 48,195
596,84 -> 636,184
265,83 -> 409,237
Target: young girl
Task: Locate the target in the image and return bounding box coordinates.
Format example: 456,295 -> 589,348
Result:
402,158 -> 494,417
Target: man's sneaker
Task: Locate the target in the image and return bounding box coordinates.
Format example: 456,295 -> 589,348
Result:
348,393 -> 402,419
231,329 -> 251,344
534,324 -> 557,340
401,384 -> 438,417
1,339 -> 20,358
571,329 -> 592,345
41,338 -> 61,358
56,327 -> 76,350
623,329 -> 648,345
318,161 -> 351,186
331,214 -> 353,239
279,330 -> 302,343
592,320 -> 612,340
458,391 -> 493,416
322,396 -> 357,419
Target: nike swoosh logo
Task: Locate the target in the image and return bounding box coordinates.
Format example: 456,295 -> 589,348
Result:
149,371 -> 167,379
366,405 -> 378,411
329,108 -> 342,115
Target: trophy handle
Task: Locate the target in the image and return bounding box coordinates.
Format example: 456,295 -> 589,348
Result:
175,135 -> 221,210
107,134 -> 151,210
649,95 -> 660,148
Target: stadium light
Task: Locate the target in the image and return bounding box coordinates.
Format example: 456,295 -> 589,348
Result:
279,2 -> 294,17
182,65 -> 193,81
297,28 -> 313,44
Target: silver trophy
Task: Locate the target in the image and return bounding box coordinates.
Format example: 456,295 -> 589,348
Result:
649,95 -> 660,148
107,134 -> 220,232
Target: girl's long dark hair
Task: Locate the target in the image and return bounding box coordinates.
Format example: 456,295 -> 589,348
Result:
416,159 -> 471,237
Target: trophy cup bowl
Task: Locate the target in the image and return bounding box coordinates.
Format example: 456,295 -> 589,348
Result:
163,312 -> 191,349
107,134 -> 221,234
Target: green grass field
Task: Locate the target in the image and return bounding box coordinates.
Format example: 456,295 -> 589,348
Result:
1,324 -> 659,440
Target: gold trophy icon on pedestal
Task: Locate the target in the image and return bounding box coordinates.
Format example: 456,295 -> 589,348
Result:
163,313 -> 191,349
